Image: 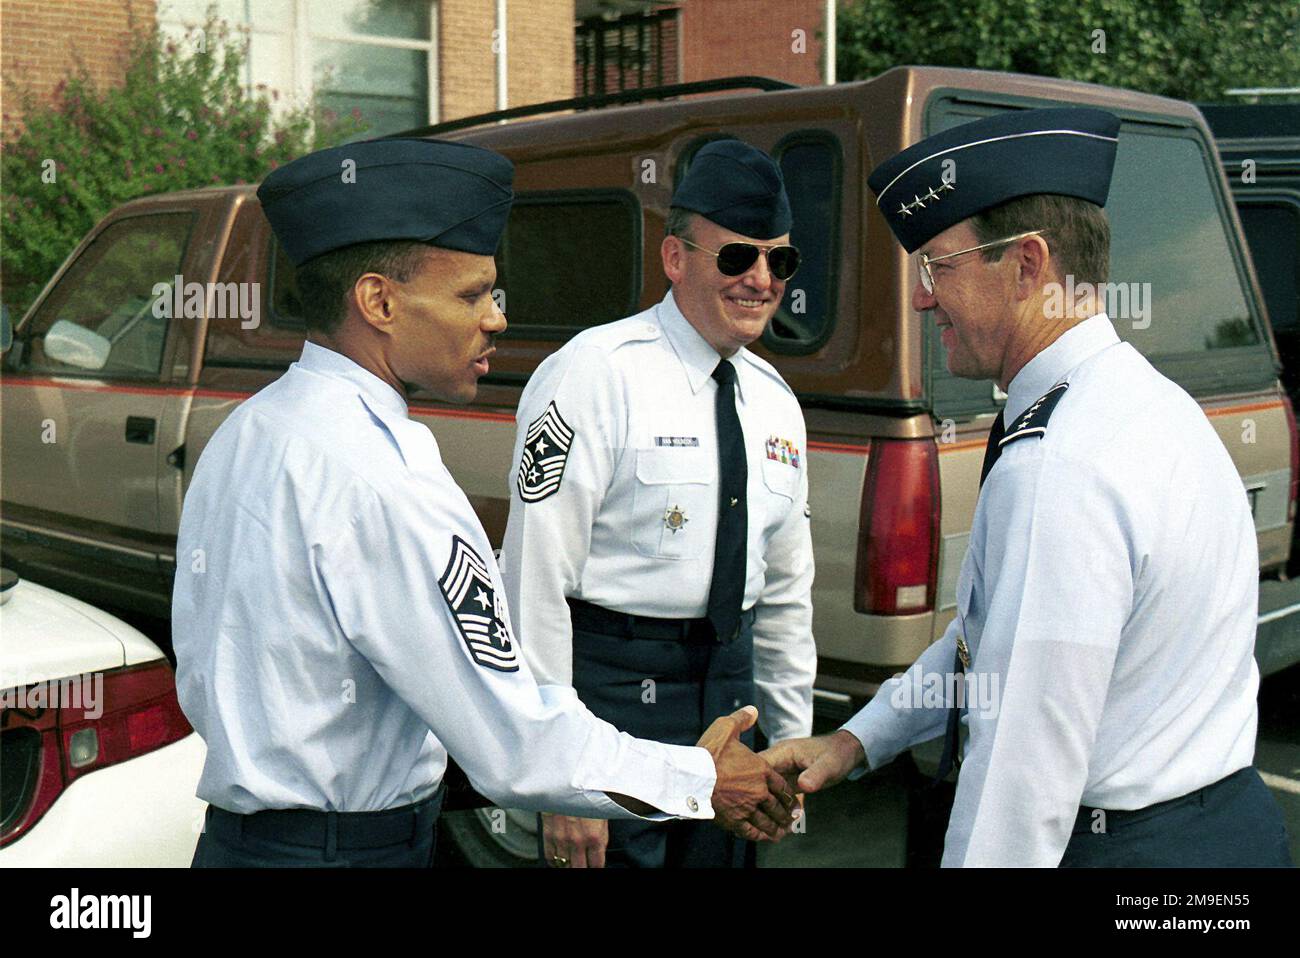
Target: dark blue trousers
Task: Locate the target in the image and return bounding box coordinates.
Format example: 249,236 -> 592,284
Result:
554,615 -> 757,869
192,789 -> 444,868
1060,766 -> 1293,867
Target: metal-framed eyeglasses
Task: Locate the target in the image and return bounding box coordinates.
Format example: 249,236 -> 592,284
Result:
917,229 -> 1048,294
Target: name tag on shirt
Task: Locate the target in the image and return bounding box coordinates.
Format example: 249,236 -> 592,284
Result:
655,436 -> 700,447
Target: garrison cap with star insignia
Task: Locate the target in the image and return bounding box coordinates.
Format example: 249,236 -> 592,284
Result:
517,401 -> 574,503
867,108 -> 1121,253
257,137 -> 514,266
671,139 -> 792,239
438,536 -> 519,672
1001,382 -> 1069,448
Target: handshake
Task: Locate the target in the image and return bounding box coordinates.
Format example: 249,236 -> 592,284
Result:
543,706 -> 868,866
701,705 -> 867,843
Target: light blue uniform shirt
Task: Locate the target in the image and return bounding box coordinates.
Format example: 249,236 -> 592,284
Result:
173,341 -> 716,816
843,314 -> 1260,866
499,291 -> 817,744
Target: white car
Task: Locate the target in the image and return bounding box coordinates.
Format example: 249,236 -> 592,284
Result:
0,568 -> 206,866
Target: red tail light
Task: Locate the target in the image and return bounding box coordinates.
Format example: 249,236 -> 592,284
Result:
855,437 -> 941,615
1283,393 -> 1299,523
1,660 -> 191,847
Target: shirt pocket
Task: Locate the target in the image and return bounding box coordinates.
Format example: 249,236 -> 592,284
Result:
759,456 -> 799,500
631,446 -> 715,560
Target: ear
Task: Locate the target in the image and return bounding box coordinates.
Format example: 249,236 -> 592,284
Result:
662,235 -> 687,285
1012,234 -> 1052,301
351,272 -> 398,334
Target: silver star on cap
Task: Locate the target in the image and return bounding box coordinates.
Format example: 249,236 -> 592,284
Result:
898,203 -> 913,217
925,186 -> 941,202
911,194 -> 927,209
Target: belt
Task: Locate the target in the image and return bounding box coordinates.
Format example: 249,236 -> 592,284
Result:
568,598 -> 755,644
1073,767 -> 1251,833
204,785 -> 445,851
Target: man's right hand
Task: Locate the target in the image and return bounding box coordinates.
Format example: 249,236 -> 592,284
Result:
542,813 -> 609,868
760,729 -> 865,794
697,705 -> 799,842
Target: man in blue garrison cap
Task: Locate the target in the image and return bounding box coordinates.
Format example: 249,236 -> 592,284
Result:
762,108 -> 1293,866
173,138 -> 797,867
499,138 -> 817,868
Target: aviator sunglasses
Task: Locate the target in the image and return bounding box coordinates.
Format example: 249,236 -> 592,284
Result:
679,237 -> 801,281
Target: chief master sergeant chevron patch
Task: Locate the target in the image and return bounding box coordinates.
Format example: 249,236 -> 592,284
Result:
516,401 -> 573,503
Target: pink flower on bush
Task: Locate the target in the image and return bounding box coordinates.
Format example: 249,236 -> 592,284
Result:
154,163 -> 164,173
186,129 -> 198,140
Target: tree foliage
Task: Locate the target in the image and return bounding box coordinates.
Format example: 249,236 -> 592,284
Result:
837,0 -> 1300,103
2,20 -> 366,317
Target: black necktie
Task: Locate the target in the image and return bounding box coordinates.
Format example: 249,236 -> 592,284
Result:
707,360 -> 748,642
936,410 -> 1006,783
978,410 -> 1007,489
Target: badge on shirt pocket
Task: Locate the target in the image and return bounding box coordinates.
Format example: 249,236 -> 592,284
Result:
631,446 -> 714,560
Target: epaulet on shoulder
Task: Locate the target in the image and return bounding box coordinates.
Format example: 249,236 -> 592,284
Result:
740,349 -> 795,399
567,315 -> 661,356
999,381 -> 1069,448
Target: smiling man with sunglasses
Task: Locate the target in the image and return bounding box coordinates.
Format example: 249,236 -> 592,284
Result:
763,108 -> 1292,867
499,139 -> 817,868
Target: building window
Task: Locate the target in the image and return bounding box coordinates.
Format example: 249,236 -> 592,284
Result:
576,7 -> 678,98
158,0 -> 438,137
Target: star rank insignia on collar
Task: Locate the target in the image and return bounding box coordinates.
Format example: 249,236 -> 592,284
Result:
999,382 -> 1069,448
438,536 -> 519,672
517,401 -> 573,503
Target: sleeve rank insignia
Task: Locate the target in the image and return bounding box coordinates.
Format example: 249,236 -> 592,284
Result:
516,401 -> 574,503
438,536 -> 519,672
998,382 -> 1069,448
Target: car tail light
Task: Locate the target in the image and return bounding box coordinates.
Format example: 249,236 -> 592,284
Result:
855,437 -> 941,615
0,660 -> 191,847
1283,393 -> 1299,523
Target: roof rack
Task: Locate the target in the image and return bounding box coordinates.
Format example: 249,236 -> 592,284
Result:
389,75 -> 798,139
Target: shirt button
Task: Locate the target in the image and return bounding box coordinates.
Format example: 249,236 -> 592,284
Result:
686,796 -> 699,813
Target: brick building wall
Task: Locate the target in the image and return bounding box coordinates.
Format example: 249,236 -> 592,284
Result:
679,0 -> 826,87
439,0 -> 575,122
2,1 -> 576,131
1,0 -> 156,128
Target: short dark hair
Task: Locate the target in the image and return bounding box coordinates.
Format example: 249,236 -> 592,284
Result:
293,240 -> 435,334
969,194 -> 1110,287
664,207 -> 697,242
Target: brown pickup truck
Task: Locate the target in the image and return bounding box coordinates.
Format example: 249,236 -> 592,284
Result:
4,66 -> 1298,864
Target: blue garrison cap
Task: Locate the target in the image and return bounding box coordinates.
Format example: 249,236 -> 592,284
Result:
867,108 -> 1121,253
257,138 -> 514,266
671,139 -> 792,239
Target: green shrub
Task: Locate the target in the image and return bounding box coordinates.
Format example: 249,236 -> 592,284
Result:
837,0 -> 1300,104
1,18 -> 366,318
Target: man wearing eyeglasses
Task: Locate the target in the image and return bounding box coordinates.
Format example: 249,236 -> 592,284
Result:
763,107 -> 1292,867
498,139 -> 817,868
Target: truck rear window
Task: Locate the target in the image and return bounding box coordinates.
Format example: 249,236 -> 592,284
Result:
494,189 -> 641,336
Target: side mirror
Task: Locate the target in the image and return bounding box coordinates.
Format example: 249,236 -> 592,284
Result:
43,319 -> 111,371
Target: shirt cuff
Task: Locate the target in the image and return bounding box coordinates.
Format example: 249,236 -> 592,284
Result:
573,734 -> 717,821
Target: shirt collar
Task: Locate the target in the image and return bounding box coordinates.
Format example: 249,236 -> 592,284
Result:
295,340 -> 409,420
656,290 -> 750,402
1004,313 -> 1120,424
